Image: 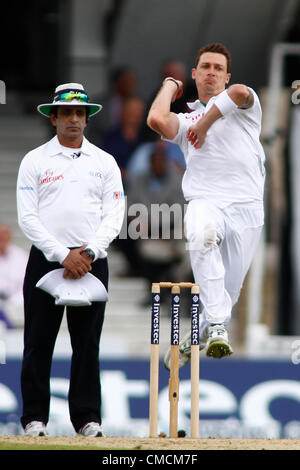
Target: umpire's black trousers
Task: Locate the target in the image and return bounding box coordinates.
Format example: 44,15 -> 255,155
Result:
20,245 -> 108,432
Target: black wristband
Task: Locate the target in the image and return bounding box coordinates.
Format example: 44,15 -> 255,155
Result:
164,77 -> 179,89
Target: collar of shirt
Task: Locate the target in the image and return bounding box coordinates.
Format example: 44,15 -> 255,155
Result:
45,135 -> 93,158
186,99 -> 207,111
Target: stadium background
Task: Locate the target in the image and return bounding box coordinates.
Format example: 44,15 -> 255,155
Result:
1,0 -> 300,439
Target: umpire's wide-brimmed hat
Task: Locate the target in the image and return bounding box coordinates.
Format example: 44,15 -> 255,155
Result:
37,83 -> 102,118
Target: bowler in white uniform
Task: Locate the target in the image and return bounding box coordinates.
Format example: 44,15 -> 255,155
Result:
147,43 -> 265,364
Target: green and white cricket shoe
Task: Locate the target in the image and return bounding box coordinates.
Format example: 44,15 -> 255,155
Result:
24,421 -> 47,436
163,330 -> 207,370
206,324 -> 233,358
163,322 -> 233,368
77,422 -> 106,437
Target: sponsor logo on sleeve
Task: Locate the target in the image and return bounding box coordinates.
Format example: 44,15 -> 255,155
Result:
19,186 -> 34,191
113,191 -> 125,200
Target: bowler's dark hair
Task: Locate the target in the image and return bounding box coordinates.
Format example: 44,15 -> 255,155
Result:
195,43 -> 231,72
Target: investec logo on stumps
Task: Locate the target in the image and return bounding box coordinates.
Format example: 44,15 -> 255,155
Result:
151,294 -> 160,345
171,294 -> 180,345
191,294 -> 200,345
0,81 -> 6,104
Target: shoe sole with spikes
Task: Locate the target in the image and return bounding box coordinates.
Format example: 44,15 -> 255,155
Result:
206,339 -> 233,359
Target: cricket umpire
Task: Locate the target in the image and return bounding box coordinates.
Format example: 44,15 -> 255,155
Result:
16,83 -> 125,437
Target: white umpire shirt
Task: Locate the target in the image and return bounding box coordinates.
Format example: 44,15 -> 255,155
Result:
165,87 -> 266,211
17,135 -> 125,264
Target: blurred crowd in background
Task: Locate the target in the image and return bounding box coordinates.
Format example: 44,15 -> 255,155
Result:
0,59 -> 202,327
0,224 -> 28,329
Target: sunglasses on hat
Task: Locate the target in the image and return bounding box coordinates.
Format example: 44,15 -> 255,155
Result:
54,91 -> 89,103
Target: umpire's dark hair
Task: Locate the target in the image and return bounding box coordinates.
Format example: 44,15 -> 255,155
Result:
195,43 -> 232,72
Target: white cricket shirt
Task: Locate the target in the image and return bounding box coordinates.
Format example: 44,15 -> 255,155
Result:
166,87 -> 266,209
17,135 -> 125,264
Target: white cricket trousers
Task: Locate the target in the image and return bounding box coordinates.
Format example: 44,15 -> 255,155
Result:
184,199 -> 263,327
